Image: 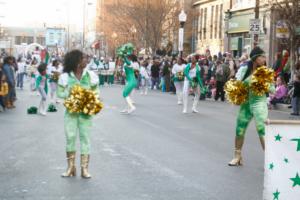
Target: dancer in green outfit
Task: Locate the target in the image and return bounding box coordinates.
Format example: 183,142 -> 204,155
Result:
228,47 -> 275,166
120,54 -> 137,114
57,50 -> 99,178
182,55 -> 204,113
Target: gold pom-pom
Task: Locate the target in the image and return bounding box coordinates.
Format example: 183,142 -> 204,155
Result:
224,79 -> 248,105
250,66 -> 274,96
51,72 -> 60,82
82,90 -> 104,115
64,85 -> 103,115
176,71 -> 184,81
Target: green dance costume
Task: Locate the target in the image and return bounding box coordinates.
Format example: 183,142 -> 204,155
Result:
235,67 -> 275,137
57,69 -> 99,178
182,63 -> 204,113
122,58 -> 137,98
228,46 -> 275,166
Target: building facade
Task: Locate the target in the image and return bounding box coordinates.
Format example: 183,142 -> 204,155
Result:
192,0 -> 229,56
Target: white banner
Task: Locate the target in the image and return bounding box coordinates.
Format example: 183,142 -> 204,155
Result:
264,122 -> 300,200
178,28 -> 184,51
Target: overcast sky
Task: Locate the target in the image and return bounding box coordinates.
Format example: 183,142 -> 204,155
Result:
0,0 -> 96,30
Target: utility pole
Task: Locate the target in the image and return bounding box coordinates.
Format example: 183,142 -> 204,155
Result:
145,0 -> 149,56
83,0 -> 86,50
253,0 -> 260,47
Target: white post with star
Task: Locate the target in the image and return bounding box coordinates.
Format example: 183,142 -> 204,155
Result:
263,120 -> 300,200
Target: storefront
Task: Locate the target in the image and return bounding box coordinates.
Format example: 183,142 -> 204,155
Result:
227,12 -> 264,58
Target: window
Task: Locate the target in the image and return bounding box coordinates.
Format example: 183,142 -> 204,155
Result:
199,8 -> 203,40
219,4 -> 223,39
210,6 -> 214,39
215,5 -> 219,39
203,7 -> 207,40
36,37 -> 45,46
26,37 -> 34,44
15,36 -> 22,45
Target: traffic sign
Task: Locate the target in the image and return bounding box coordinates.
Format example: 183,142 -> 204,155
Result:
249,19 -> 261,34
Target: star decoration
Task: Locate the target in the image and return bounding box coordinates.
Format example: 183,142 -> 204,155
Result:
273,189 -> 280,200
290,138 -> 300,151
290,173 -> 300,187
275,134 -> 282,141
269,163 -> 274,170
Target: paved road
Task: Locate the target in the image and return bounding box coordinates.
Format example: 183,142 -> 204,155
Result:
0,84 -> 297,200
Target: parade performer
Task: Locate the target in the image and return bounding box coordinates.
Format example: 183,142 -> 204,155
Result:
117,43 -> 137,114
49,60 -> 63,103
36,63 -> 49,116
172,58 -> 186,105
227,47 -> 275,166
140,61 -> 150,95
57,50 -> 100,178
27,59 -> 38,93
182,56 -> 204,113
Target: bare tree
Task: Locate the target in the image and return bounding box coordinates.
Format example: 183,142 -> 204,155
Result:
102,0 -> 180,56
267,0 -> 300,72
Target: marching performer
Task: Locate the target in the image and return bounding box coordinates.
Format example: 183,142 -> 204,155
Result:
172,58 -> 186,105
140,61 -> 150,95
57,50 -> 99,178
49,60 -> 63,103
118,43 -> 137,114
36,63 -> 49,116
182,56 -> 204,113
228,47 -> 275,166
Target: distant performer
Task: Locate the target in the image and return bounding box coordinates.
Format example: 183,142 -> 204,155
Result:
118,43 -> 137,114
182,55 -> 204,113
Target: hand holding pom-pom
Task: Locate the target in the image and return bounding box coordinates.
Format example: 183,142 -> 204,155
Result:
250,66 -> 274,96
64,85 -> 103,115
225,79 -> 248,105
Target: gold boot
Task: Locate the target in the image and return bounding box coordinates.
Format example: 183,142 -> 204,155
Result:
81,154 -> 91,178
259,136 -> 265,151
61,152 -> 76,177
228,136 -> 244,166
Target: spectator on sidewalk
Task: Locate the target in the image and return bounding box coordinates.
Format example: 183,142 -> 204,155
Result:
215,60 -> 230,102
0,67 -> 8,111
151,59 -> 160,90
2,56 -> 16,108
16,58 -> 26,90
291,73 -> 300,116
268,76 -> 288,108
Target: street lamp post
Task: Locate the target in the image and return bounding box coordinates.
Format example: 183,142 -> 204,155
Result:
178,10 -> 187,59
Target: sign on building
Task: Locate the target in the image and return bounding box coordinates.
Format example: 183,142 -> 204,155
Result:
276,21 -> 290,38
178,28 -> 184,51
45,28 -> 66,47
249,19 -> 261,35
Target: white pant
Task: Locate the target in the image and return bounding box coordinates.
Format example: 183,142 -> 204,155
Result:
141,78 -> 149,94
183,80 -> 200,112
50,82 -> 57,102
174,81 -> 184,103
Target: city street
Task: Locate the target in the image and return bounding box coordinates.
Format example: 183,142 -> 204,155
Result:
0,84 -> 295,200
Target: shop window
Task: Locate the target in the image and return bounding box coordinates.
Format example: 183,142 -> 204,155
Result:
210,6 -> 214,39
215,5 -> 219,39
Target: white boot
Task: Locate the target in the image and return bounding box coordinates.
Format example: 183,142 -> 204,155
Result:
120,106 -> 128,113
182,99 -> 188,114
144,88 -> 148,95
192,96 -> 199,113
39,101 -> 47,116
178,92 -> 183,105
126,97 -> 136,114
